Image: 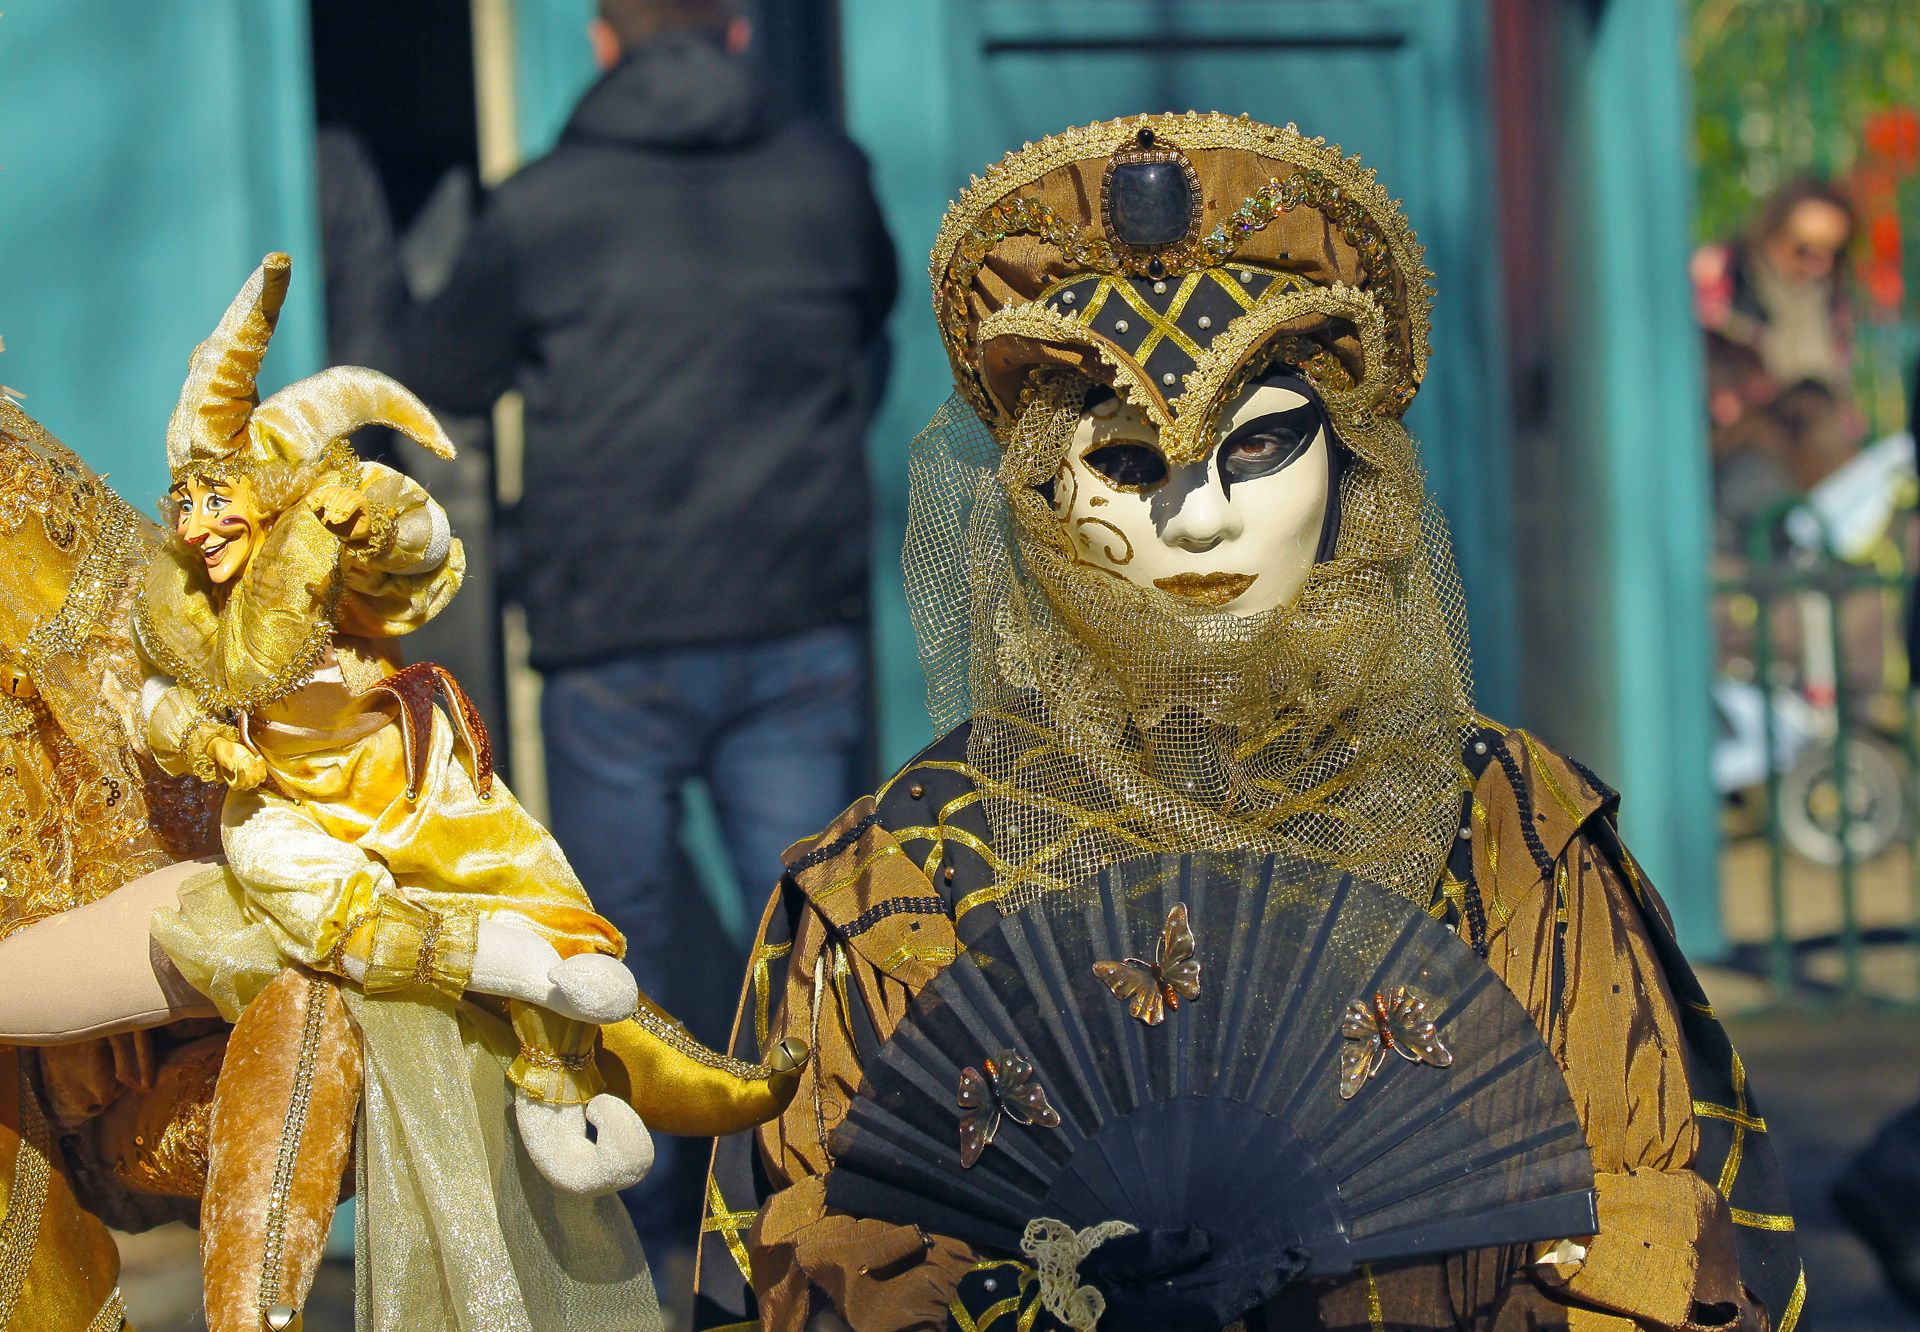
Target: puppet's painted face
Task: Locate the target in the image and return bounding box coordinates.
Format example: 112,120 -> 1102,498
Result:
171,475 -> 266,586
1052,378 -> 1332,617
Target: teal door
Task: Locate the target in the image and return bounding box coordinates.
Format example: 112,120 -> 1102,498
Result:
844,0 -> 1518,765
0,1 -> 323,504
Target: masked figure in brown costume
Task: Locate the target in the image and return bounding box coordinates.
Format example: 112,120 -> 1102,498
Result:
694,116 -> 1804,1332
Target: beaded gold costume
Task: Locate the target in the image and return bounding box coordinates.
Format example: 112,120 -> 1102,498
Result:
0,397 -> 225,1332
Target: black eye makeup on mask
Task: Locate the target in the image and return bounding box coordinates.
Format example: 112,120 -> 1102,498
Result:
1216,401 -> 1323,487
1082,440 -> 1169,491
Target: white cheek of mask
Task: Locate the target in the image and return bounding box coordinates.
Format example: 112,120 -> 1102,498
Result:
1054,380 -> 1332,618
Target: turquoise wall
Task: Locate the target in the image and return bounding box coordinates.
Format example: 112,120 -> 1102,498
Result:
1565,0 -> 1721,954
513,0 -> 597,158
0,1 -> 324,508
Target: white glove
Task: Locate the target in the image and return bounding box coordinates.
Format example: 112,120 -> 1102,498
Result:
468,918 -> 638,1023
515,1089 -> 654,1196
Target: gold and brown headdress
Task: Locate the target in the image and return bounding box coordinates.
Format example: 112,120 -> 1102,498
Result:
931,113 -> 1433,460
909,115 -> 1471,916
166,253 -> 456,492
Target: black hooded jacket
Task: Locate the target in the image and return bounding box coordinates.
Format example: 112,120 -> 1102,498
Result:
386,34 -> 896,669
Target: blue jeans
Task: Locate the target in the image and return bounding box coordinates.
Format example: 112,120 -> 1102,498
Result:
540,623 -> 870,1263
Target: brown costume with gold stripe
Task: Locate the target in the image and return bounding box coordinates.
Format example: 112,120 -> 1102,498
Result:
694,722 -> 1801,1332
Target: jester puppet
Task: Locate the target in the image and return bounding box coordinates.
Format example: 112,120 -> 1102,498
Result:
0,258 -> 804,1332
694,116 -> 1805,1332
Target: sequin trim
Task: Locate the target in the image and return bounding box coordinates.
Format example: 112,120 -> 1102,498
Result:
19,497 -> 143,667
0,1061 -> 51,1328
515,1044 -> 594,1073
257,975 -> 329,1315
625,1000 -> 779,1081
86,1286 -> 127,1332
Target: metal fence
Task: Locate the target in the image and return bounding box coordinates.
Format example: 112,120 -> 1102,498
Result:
1715,469 -> 1920,1007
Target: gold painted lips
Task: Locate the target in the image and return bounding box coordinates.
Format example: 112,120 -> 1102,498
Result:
1153,572 -> 1256,606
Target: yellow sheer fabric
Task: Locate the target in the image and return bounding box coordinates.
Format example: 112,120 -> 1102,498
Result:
155,875 -> 661,1332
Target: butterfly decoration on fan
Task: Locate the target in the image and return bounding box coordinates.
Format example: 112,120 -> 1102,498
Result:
1092,901 -> 1202,1026
957,1048 -> 1062,1168
1338,984 -> 1453,1100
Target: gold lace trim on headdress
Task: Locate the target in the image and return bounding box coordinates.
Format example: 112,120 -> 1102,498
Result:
932,113 -> 1435,427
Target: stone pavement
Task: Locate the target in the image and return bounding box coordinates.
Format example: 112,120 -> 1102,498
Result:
1719,1003 -> 1920,1331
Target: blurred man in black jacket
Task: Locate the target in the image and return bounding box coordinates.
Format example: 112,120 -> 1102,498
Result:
378,0 -> 896,1277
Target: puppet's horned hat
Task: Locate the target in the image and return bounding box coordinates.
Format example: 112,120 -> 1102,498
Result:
166,253 -> 456,485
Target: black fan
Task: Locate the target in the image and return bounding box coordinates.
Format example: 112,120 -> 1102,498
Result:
825,851 -> 1596,1329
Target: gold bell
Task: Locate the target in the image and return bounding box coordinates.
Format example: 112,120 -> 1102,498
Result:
0,663 -> 36,700
769,1036 -> 808,1074
263,1305 -> 303,1332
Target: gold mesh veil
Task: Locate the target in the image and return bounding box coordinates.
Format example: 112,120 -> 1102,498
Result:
906,114 -> 1475,909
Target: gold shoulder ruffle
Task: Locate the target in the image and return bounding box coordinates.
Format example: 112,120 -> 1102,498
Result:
135,504 -> 344,718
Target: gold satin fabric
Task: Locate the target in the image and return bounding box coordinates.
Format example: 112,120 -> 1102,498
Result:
0,1049 -> 123,1332
236,678 -> 620,969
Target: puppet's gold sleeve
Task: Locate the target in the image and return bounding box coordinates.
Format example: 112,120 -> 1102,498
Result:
335,463 -> 464,639
141,676 -> 238,783
508,1002 -> 605,1106
344,891 -> 478,1002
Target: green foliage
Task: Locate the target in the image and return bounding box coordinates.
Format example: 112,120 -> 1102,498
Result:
1691,0 -> 1920,430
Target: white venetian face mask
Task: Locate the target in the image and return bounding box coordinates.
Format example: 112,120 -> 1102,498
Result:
1050,376 -> 1333,617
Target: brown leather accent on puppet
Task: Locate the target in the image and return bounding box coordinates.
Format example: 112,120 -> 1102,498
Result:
367,661 -> 493,800
200,968 -> 361,1332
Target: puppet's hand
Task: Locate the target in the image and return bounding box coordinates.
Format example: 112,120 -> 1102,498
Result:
206,735 -> 266,791
470,919 -> 638,1023
308,484 -> 373,544
514,1090 -> 654,1195
548,952 -> 640,1024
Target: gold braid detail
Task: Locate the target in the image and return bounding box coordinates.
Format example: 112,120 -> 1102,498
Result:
19,496 -> 143,666
976,302 -> 1175,438
86,1287 -> 127,1332
133,571 -> 344,720
257,975 -> 329,1315
516,1044 -> 594,1073
0,1060 -> 52,1328
931,113 -> 1434,419
626,999 -> 784,1081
